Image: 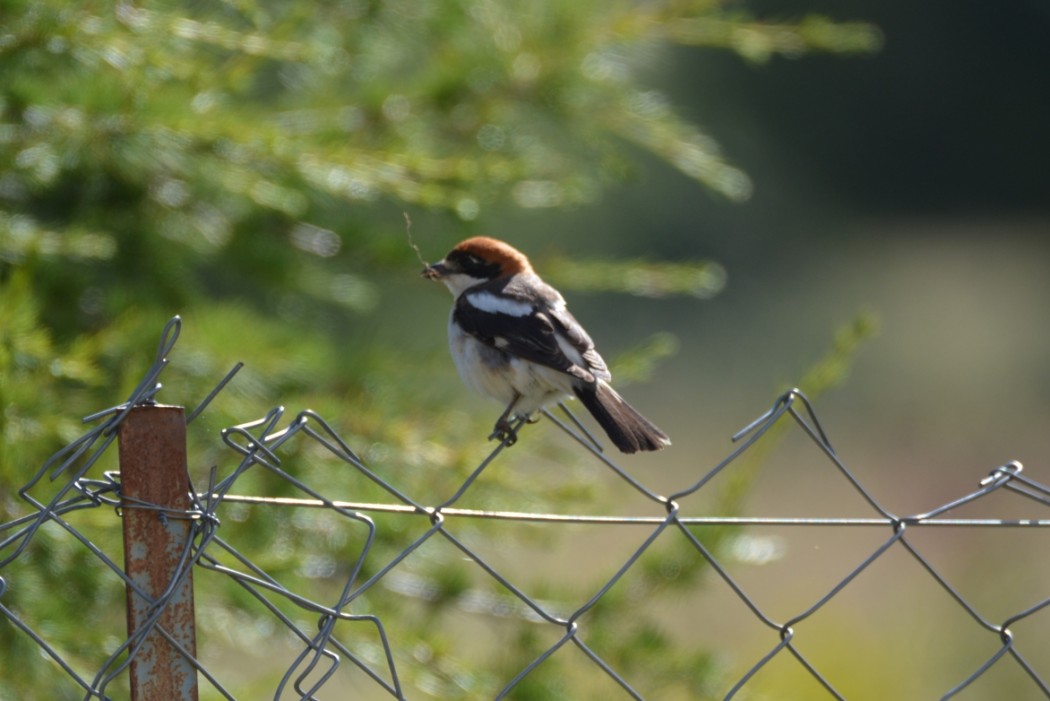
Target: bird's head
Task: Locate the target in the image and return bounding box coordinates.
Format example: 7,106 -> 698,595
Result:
422,237 -> 534,296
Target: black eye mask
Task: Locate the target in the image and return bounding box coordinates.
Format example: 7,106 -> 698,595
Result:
448,250 -> 502,279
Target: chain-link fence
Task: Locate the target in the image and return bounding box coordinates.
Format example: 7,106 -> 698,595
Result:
2,316 -> 1049,700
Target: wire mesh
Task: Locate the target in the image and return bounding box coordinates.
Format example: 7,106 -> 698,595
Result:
1,316 -> 1048,700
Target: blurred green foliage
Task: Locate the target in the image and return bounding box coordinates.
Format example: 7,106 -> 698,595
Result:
0,0 -> 878,698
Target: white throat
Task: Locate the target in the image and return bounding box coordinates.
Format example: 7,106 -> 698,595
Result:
440,270 -> 486,298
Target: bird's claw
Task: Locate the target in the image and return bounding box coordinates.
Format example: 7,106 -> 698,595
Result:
489,419 -> 519,446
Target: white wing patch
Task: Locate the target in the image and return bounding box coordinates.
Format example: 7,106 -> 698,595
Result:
554,333 -> 586,367
467,291 -> 534,317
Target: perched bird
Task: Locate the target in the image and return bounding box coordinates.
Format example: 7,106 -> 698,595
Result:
422,236 -> 670,453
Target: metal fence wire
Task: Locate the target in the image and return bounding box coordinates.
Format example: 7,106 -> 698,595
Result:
2,316 -> 1049,700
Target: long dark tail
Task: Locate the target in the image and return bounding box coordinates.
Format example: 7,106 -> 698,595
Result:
573,381 -> 671,454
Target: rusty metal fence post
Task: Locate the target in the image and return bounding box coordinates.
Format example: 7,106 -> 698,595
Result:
118,404 -> 200,701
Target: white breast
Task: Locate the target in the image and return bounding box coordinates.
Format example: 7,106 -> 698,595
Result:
448,315 -> 574,416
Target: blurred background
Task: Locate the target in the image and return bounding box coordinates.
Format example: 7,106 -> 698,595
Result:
2,0 -> 1049,699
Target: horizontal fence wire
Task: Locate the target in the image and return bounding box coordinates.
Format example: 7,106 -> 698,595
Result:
1,315 -> 1049,700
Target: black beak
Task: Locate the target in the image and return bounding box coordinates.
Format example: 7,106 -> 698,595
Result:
421,262 -> 448,280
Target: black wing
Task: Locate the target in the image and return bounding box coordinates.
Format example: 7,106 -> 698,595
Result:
453,276 -> 609,384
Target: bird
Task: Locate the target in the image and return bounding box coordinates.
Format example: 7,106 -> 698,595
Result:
422,236 -> 670,454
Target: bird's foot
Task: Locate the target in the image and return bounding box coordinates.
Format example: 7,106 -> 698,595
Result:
489,418 -> 519,446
